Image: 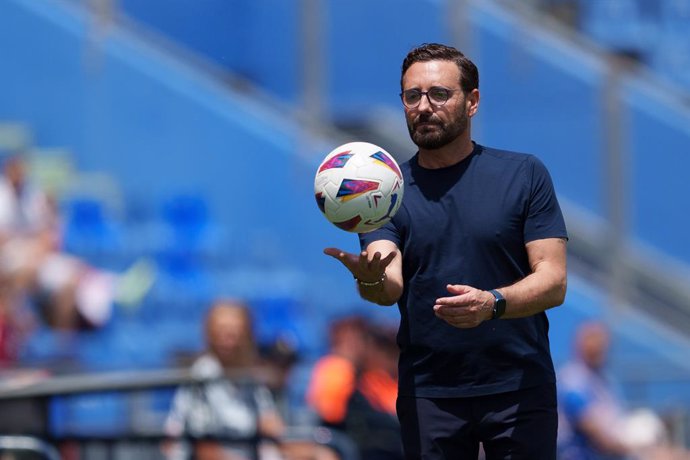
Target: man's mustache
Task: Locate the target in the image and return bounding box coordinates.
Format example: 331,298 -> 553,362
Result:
414,114 -> 443,126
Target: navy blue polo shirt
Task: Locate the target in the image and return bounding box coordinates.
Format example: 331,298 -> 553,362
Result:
359,143 -> 568,398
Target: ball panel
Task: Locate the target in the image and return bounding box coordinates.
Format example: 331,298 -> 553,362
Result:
370,150 -> 403,179
315,192 -> 326,214
317,151 -> 353,173
336,179 -> 380,202
333,215 -> 363,232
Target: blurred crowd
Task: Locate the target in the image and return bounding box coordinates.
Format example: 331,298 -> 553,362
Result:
0,146 -> 153,376
0,145 -> 689,459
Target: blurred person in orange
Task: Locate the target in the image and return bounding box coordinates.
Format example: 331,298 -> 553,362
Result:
557,321 -> 690,460
164,299 -> 286,460
305,315 -> 369,428
343,322 -> 404,460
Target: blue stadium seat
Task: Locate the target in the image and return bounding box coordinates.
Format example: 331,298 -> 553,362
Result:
155,193 -> 227,265
145,248 -> 216,318
17,327 -> 82,372
659,0 -> 690,38
49,392 -> 130,437
577,0 -> 657,58
61,196 -> 129,270
647,34 -> 690,91
76,322 -> 172,372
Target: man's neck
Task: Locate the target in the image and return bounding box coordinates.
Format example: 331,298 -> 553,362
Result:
417,134 -> 474,169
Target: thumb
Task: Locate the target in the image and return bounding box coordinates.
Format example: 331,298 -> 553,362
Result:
323,247 -> 343,258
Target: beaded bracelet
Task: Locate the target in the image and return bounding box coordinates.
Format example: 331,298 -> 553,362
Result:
354,272 -> 387,287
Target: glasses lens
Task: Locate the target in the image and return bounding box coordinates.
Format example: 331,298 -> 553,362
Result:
402,90 -> 422,107
428,87 -> 450,104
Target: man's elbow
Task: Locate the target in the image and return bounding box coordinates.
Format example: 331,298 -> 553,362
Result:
551,275 -> 567,307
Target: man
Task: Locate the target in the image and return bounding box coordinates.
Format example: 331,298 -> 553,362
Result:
324,43 -> 568,459
557,321 -> 631,460
557,322 -> 690,460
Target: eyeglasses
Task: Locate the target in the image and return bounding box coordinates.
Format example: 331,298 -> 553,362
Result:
400,87 -> 457,108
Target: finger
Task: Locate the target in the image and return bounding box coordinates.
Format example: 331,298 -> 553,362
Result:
380,251 -> 396,267
324,248 -> 359,272
434,309 -> 480,328
435,294 -> 472,307
371,251 -> 382,264
358,251 -> 369,272
446,284 -> 472,295
434,304 -> 468,318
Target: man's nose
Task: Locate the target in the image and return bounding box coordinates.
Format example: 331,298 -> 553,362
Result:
417,93 -> 434,112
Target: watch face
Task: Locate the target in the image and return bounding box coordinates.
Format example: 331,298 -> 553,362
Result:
490,290 -> 506,319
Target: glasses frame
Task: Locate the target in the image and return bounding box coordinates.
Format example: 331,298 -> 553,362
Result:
399,86 -> 458,109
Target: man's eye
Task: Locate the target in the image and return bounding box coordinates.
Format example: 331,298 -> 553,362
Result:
404,91 -> 421,102
429,88 -> 449,101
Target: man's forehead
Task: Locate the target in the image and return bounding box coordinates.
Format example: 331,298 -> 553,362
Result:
403,60 -> 460,87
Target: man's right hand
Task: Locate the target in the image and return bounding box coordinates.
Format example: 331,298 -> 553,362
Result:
324,241 -> 403,306
323,247 -> 394,283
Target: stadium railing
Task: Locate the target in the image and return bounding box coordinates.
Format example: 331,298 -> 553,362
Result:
0,367 -> 359,460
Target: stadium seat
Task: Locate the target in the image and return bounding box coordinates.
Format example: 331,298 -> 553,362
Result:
156,192 -> 227,265
17,327 -> 82,372
61,196 -> 128,270
76,322 -> 172,372
577,0 -> 657,59
49,392 -> 130,438
659,0 -> 690,38
647,34 -> 690,92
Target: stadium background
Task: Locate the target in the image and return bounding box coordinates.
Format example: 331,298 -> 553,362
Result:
1,0 -> 690,457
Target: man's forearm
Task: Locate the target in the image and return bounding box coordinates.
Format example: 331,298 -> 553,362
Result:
497,265 -> 566,319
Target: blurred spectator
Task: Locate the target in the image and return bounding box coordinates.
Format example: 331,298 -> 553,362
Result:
164,299 -> 286,460
0,150 -> 60,293
0,274 -> 32,367
259,337 -> 300,416
305,315 -> 369,428
0,150 -> 154,335
557,321 -> 690,460
343,322 -> 403,460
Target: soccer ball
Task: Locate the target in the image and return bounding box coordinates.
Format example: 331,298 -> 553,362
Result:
314,141 -> 404,233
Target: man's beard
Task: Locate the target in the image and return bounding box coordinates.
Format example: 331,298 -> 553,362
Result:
407,109 -> 468,150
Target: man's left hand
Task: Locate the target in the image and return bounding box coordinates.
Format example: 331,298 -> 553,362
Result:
433,284 -> 494,328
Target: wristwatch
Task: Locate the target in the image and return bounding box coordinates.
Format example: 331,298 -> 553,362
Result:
489,289 -> 506,320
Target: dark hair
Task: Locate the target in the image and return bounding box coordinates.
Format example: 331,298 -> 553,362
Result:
401,43 -> 479,94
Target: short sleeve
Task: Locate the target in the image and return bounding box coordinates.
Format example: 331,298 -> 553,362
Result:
562,387 -> 591,423
358,216 -> 402,251
524,156 -> 568,243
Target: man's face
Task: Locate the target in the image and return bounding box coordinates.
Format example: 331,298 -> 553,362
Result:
578,324 -> 610,371
4,157 -> 26,188
402,60 -> 473,150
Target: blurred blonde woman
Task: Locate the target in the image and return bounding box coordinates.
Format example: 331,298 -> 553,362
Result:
165,299 -> 285,460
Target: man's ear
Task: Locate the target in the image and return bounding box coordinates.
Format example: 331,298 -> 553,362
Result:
467,89 -> 480,117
